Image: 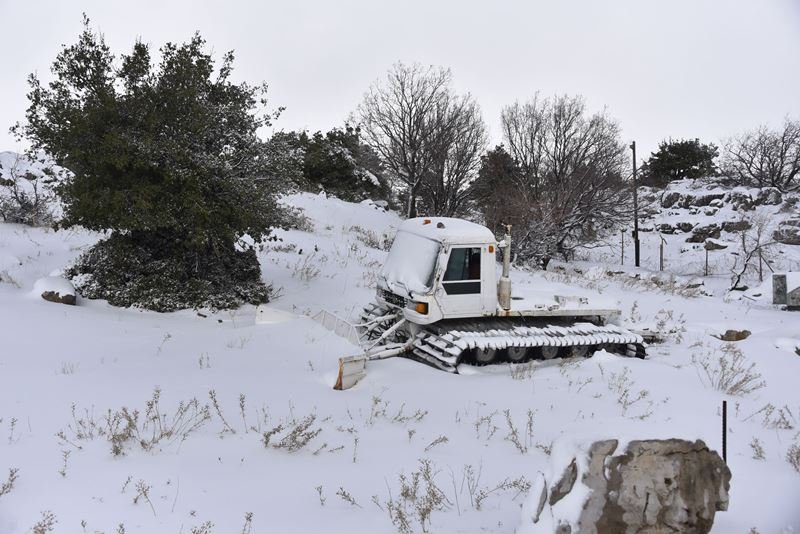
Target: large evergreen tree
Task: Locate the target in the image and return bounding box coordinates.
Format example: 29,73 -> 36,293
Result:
640,138 -> 719,188
14,17 -> 289,310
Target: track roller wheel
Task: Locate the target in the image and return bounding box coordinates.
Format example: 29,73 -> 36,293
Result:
506,346 -> 529,363
537,345 -> 560,360
474,346 -> 498,364
569,345 -> 592,358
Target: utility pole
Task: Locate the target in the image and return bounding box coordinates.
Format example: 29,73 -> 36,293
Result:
630,141 -> 641,267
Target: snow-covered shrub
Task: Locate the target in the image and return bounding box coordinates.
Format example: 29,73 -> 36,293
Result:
0,152 -> 63,226
280,205 -> 315,233
66,233 -> 272,311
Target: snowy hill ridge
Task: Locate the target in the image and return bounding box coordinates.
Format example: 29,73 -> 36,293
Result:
0,191 -> 798,533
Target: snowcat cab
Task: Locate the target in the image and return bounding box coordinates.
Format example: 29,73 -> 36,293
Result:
377,218 -> 499,325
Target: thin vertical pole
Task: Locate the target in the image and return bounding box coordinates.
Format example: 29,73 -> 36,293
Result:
759,250 -> 763,282
659,239 -> 664,271
621,229 -> 625,265
722,400 -> 727,463
630,141 -> 640,267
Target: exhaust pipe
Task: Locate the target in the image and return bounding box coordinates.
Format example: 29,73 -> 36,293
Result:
498,224 -> 512,311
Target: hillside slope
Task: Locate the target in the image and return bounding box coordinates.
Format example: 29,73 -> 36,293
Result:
0,192 -> 798,533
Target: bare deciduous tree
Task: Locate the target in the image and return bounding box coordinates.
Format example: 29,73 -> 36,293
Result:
729,214 -> 776,291
420,96 -> 488,217
356,63 -> 486,217
0,152 -> 62,226
721,119 -> 800,192
497,94 -> 630,267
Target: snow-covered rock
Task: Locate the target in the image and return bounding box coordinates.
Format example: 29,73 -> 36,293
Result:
774,217 -> 800,245
519,439 -> 731,534
32,276 -> 76,305
754,187 -> 782,206
686,223 -> 721,242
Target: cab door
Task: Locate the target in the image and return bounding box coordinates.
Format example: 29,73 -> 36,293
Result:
437,246 -> 483,318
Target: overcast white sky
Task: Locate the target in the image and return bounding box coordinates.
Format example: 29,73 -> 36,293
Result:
1,0 -> 799,159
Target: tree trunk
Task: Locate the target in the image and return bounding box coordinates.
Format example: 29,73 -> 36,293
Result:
407,183 -> 420,218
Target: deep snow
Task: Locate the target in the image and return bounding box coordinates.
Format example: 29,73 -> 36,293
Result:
0,191 -> 798,533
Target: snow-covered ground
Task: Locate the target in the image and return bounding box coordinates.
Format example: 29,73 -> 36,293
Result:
1,191 -> 799,533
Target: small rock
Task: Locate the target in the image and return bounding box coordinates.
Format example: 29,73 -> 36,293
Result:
33,276 -> 76,305
657,223 -> 676,234
755,187 -> 782,206
704,239 -> 728,251
660,191 -> 681,208
774,217 -> 800,245
717,329 -> 751,341
687,224 -> 721,243
728,190 -> 754,210
721,220 -> 751,233
677,222 -> 695,233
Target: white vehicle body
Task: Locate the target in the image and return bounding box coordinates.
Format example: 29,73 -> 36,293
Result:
377,217 -> 620,325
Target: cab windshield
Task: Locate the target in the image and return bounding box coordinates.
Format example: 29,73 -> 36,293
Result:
381,231 -> 441,296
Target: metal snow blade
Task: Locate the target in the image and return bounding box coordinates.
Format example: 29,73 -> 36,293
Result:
333,340 -> 413,390
311,309 -> 409,390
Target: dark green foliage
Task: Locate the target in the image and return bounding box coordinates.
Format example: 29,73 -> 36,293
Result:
640,138 -> 719,188
470,145 -> 525,232
284,126 -> 392,203
14,16 -> 289,309
66,233 -> 269,311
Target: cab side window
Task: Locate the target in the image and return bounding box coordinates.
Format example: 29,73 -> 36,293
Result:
443,247 -> 481,294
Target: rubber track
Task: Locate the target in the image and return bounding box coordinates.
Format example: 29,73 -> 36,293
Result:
359,306 -> 645,373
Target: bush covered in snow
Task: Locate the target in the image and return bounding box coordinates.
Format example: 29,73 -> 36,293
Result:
66,233 -> 270,311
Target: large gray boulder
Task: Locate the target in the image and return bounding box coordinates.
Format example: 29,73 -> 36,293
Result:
519,439 -> 731,534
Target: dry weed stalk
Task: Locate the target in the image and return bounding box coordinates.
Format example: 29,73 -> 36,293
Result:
693,344 -> 766,396
0,467 -> 19,497
336,487 -> 362,508
32,511 -> 57,534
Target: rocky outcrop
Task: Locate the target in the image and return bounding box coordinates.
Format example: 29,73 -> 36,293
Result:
661,191 -> 726,209
520,439 -> 731,534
